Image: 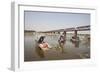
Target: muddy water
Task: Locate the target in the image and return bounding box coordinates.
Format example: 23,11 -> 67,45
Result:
24,33 -> 90,61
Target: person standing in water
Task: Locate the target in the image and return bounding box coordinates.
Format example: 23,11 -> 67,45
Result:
58,31 -> 66,53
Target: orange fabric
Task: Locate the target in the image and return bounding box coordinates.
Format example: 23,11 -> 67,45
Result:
39,43 -> 48,48
43,43 -> 48,48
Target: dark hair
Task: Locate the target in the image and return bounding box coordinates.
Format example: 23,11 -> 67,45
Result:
38,36 -> 45,43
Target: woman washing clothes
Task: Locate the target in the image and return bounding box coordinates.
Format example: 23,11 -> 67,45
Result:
38,36 -> 51,51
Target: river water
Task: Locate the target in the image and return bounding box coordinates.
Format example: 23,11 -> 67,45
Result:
24,33 -> 90,61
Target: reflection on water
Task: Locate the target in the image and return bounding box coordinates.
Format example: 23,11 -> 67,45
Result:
24,33 -> 90,61
35,47 -> 45,58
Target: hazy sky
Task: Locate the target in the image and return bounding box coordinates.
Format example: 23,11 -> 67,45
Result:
24,11 -> 90,32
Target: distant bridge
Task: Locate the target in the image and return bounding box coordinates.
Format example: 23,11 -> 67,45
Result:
40,25 -> 90,33
39,25 -> 90,39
